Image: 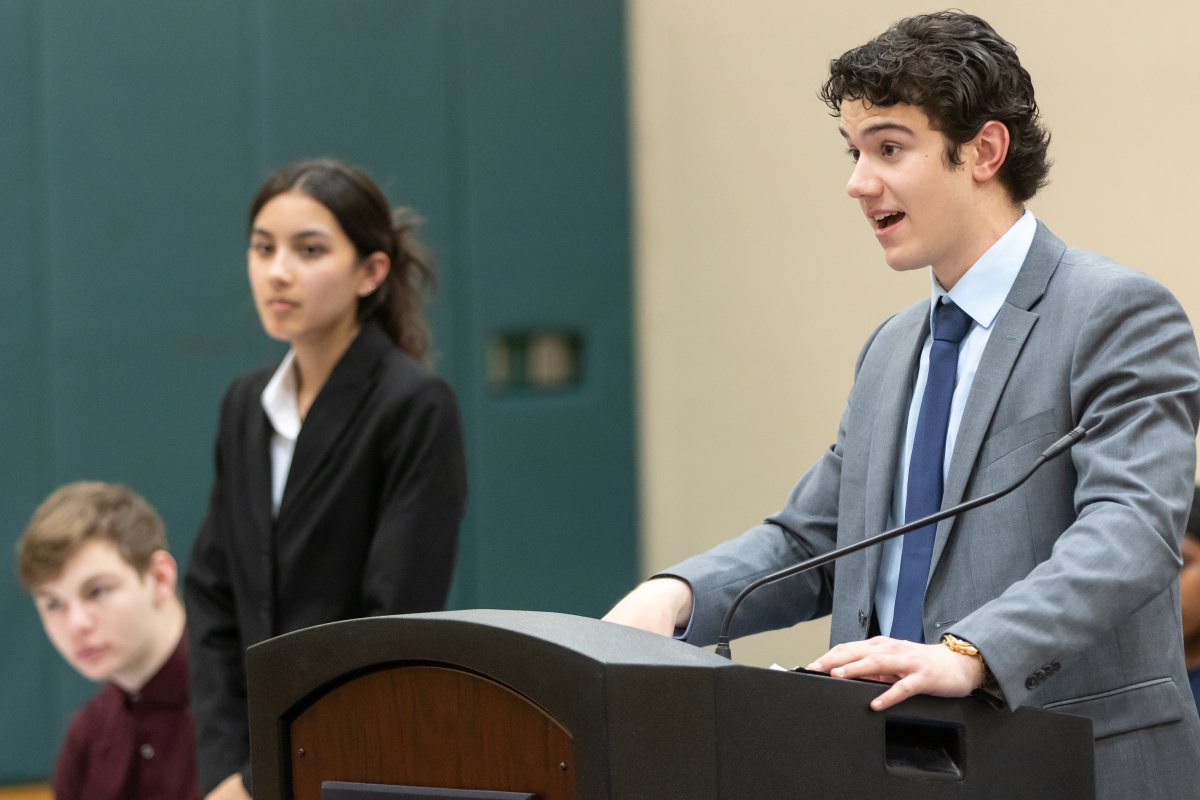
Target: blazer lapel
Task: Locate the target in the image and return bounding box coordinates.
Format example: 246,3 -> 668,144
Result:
861,305 -> 929,585
929,222 -> 1065,573
276,323 -> 387,525
246,397 -> 276,538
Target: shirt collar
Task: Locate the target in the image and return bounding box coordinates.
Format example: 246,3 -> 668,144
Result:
929,209 -> 1036,328
260,350 -> 301,441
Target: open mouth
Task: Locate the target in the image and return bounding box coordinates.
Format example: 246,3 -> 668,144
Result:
872,211 -> 905,229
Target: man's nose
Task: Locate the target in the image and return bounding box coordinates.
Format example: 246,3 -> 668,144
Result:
66,603 -> 95,633
846,157 -> 882,199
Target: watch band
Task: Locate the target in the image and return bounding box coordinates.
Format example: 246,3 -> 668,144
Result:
941,633 -> 995,691
941,633 -> 980,656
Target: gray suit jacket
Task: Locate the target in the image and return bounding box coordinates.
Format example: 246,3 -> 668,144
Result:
669,223 -> 1200,797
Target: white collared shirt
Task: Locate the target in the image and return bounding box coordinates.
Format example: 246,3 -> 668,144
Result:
873,210 -> 1037,636
260,350 -> 301,517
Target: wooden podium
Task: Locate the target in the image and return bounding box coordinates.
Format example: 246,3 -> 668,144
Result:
247,610 -> 1094,800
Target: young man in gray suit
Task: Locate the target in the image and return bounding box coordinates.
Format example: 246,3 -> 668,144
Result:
605,11 -> 1200,796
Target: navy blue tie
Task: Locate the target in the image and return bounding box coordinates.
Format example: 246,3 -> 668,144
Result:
890,299 -> 973,643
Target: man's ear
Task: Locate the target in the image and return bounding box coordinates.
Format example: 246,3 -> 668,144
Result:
971,120 -> 1010,183
146,549 -> 178,606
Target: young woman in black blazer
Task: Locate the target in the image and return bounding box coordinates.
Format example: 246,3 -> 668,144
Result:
184,160 -> 467,800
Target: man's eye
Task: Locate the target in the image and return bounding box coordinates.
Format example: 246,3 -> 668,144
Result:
39,598 -> 63,613
85,585 -> 110,601
881,144 -> 900,157
847,148 -> 861,162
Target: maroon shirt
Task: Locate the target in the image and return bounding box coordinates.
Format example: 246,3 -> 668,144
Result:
53,631 -> 197,800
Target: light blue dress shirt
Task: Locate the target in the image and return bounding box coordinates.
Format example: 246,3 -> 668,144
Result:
873,210 -> 1037,636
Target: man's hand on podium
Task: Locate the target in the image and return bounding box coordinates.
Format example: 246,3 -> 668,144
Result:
602,577 -> 694,637
806,636 -> 985,711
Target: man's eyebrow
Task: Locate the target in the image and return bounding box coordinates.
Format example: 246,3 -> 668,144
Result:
839,121 -> 916,141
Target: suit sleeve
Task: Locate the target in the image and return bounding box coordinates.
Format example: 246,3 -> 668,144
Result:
184,387 -> 252,795
361,375 -> 467,615
953,273 -> 1200,708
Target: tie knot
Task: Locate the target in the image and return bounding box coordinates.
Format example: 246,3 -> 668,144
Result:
933,300 -> 972,344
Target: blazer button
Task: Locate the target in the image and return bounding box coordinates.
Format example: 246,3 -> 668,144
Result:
858,609 -> 867,627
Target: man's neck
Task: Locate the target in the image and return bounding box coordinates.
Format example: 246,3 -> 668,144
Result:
933,202 -> 1024,290
112,601 -> 186,693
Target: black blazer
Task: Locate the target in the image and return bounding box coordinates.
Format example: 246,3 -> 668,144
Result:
183,322 -> 467,795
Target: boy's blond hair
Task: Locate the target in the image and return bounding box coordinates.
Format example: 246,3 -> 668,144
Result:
16,481 -> 167,589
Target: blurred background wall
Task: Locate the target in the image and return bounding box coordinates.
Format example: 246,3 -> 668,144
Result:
0,0 -> 636,782
4,0 -> 1200,786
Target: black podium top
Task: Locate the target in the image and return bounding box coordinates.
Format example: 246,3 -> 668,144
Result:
248,610 -> 1094,800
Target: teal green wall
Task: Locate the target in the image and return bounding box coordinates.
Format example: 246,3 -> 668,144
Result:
0,0 -> 635,782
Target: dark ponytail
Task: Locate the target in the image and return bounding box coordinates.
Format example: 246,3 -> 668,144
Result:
248,158 -> 436,363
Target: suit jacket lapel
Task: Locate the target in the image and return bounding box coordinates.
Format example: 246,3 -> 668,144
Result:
246,387 -> 277,549
862,304 -> 928,585
276,323 -> 387,525
929,222 -> 1065,572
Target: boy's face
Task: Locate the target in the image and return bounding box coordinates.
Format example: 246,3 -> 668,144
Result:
839,100 -> 988,288
31,539 -> 169,690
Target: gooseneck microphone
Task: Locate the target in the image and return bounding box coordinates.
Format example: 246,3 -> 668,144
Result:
713,425 -> 1089,660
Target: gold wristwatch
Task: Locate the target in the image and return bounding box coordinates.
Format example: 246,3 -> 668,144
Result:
941,633 -> 994,690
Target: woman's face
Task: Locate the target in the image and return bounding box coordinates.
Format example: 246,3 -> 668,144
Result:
247,190 -> 384,351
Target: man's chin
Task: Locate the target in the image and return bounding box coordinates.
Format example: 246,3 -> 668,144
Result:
883,253 -> 929,273
69,656 -> 116,684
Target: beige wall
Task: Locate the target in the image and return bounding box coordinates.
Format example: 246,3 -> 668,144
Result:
628,1 -> 1200,667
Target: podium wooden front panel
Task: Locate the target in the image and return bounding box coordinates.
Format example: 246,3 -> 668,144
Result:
289,666 -> 574,800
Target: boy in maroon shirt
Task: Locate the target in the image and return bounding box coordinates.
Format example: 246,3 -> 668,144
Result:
17,481 -> 196,800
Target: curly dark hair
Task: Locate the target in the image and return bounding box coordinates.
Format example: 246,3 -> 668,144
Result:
819,11 -> 1051,203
